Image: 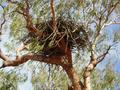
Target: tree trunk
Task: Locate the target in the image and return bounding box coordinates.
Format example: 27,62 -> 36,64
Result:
83,60 -> 97,90
83,70 -> 91,90
63,66 -> 83,90
58,38 -> 83,90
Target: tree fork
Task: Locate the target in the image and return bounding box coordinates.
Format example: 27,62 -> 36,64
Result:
63,65 -> 84,90
60,39 -> 84,90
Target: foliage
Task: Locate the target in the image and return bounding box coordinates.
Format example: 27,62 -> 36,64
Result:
0,70 -> 18,90
31,63 -> 68,90
91,63 -> 120,90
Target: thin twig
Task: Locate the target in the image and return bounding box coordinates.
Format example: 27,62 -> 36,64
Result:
97,43 -> 117,64
0,4 -> 6,31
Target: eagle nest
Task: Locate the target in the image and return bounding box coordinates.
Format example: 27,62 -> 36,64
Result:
21,17 -> 88,56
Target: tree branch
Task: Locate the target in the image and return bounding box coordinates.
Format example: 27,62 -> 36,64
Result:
50,0 -> 57,32
0,49 -> 9,61
0,49 -> 65,68
93,1 -> 120,48
83,43 -> 116,89
8,0 -> 43,38
97,44 -> 116,64
0,4 -> 6,33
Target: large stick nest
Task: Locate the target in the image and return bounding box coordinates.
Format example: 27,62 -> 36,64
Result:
21,17 -> 88,55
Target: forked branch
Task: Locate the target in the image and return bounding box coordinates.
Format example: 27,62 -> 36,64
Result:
8,0 -> 43,38
0,49 -> 64,68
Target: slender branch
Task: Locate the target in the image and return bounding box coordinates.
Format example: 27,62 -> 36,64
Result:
8,0 -> 18,4
83,4 -> 119,86
0,49 -> 9,61
112,21 -> 120,25
83,43 -> 116,88
93,1 -> 120,47
0,4 -> 6,31
15,10 -> 27,16
105,1 -> 120,23
97,43 -> 116,64
50,0 -> 57,32
102,21 -> 120,29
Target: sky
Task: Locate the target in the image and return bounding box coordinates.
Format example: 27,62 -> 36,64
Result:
18,68 -> 33,90
87,16 -> 120,73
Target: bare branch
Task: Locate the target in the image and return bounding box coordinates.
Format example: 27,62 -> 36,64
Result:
96,43 -> 117,64
0,49 -> 65,68
50,0 -> 57,32
0,4 -> 6,32
8,0 -> 18,4
0,49 -> 9,61
102,21 -> 120,29
105,1 -> 120,23
101,7 -> 120,29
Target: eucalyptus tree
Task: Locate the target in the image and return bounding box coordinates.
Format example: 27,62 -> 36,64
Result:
0,0 -> 120,90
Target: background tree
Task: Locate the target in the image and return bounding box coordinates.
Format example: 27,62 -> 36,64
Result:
0,69 -> 27,90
